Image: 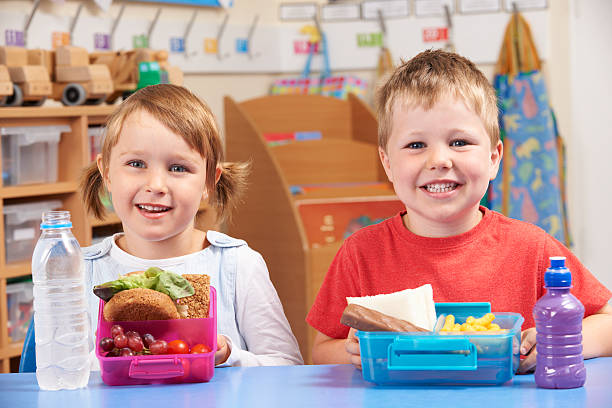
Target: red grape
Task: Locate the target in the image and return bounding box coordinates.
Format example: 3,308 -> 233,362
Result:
149,340 -> 168,355
114,333 -> 128,349
143,333 -> 155,348
120,347 -> 134,356
128,336 -> 144,352
99,337 -> 115,352
110,325 -> 124,337
125,330 -> 141,340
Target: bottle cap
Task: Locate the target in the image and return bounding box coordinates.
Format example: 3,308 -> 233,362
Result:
544,256 -> 572,287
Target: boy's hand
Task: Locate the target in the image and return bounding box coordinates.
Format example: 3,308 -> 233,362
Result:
345,328 -> 362,370
215,334 -> 231,366
518,327 -> 537,374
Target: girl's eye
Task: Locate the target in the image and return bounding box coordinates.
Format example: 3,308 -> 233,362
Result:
451,139 -> 469,147
170,164 -> 187,173
127,160 -> 145,168
405,142 -> 425,149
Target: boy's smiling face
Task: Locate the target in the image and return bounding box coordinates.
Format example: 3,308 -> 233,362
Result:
379,96 -> 502,237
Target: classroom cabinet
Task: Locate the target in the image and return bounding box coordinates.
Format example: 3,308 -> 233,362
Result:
224,94 -> 403,363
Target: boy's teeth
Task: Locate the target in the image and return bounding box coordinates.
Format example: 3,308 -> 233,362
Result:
425,183 -> 458,193
138,204 -> 169,212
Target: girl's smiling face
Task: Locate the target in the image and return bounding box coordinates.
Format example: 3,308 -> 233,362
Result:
379,97 -> 502,237
100,109 -> 210,251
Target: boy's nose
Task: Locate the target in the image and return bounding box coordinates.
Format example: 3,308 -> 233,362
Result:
426,147 -> 452,170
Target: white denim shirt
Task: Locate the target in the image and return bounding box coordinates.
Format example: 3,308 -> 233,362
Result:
84,231 -> 303,369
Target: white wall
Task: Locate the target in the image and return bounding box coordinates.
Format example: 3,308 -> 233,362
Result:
568,0 -> 612,290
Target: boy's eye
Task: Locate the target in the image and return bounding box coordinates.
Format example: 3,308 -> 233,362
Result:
127,160 -> 145,168
170,164 -> 187,173
451,139 -> 469,147
405,142 -> 425,149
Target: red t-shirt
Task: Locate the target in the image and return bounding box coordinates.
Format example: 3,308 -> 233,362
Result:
306,207 -> 611,339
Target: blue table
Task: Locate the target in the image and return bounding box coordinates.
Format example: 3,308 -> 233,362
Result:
1,359 -> 610,407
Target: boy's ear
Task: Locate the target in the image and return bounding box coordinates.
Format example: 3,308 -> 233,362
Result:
489,140 -> 504,180
378,146 -> 393,182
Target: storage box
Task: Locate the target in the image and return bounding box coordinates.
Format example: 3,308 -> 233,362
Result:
356,302 -> 524,385
3,200 -> 62,264
88,126 -> 104,161
1,125 -> 69,186
95,286 -> 217,386
6,281 -> 34,342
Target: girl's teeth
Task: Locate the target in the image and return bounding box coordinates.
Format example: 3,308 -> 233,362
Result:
425,183 -> 458,193
138,204 -> 169,212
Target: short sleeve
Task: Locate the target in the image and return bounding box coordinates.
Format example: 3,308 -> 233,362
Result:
542,235 -> 612,317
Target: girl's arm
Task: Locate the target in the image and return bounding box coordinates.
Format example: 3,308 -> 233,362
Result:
518,303 -> 612,373
226,250 -> 303,366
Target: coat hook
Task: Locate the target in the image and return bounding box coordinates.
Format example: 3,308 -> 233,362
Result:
183,10 -> 198,57
23,0 -> 41,47
216,13 -> 230,61
247,14 -> 260,59
110,4 -> 126,50
69,3 -> 84,45
147,8 -> 163,46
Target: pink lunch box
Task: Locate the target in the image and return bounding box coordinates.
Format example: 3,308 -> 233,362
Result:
95,286 -> 217,386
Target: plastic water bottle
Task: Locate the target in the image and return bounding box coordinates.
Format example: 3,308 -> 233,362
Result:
31,211 -> 90,390
533,256 -> 586,389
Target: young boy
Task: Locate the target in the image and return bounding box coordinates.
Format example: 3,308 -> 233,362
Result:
306,49 -> 612,373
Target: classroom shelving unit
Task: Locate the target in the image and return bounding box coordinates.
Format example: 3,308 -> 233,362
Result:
224,94 -> 403,363
0,106 -> 216,372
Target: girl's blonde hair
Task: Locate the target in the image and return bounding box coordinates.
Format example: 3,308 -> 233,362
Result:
80,84 -> 249,223
376,49 -> 500,151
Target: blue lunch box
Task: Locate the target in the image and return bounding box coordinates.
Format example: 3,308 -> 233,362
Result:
356,302 -> 524,385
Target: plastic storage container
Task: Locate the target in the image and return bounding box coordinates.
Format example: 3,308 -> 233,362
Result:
357,302 -> 524,385
1,125 -> 69,186
88,126 -> 104,162
3,200 -> 62,263
96,286 -> 217,386
6,280 -> 34,342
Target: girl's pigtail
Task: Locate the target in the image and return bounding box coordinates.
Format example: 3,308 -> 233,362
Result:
214,161 -> 251,223
80,161 -> 107,220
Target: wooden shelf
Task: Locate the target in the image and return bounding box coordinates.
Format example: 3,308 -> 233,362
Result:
0,106 -> 113,372
0,181 -> 78,199
1,262 -> 30,279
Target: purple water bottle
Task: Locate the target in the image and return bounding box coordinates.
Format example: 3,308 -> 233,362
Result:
533,256 -> 586,388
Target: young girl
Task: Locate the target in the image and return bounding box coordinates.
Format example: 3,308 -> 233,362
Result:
80,84 -> 303,367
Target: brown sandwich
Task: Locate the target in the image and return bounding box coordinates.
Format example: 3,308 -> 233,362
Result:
94,267 -> 210,321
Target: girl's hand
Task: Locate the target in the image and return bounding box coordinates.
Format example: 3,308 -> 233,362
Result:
345,328 -> 362,370
518,327 -> 537,374
215,334 -> 231,366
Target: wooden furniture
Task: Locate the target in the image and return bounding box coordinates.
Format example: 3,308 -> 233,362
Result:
0,106 -> 216,372
224,94 -> 402,362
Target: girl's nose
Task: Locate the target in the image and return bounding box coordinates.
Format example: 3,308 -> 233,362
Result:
426,146 -> 452,170
146,168 -> 168,194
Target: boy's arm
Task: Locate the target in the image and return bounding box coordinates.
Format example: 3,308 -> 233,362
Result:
312,329 -> 361,368
519,303 -> 612,373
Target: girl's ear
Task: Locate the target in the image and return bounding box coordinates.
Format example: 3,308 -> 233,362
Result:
96,154 -> 109,189
214,166 -> 222,184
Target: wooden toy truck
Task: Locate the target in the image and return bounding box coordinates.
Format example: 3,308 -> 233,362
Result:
28,45 -> 113,106
0,46 -> 52,107
0,65 -> 13,105
90,48 -> 183,103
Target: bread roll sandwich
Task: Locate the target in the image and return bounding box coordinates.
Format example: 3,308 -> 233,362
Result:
93,267 -> 210,321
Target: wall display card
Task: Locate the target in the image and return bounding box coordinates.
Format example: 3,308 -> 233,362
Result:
362,0 -> 410,20
459,0 -> 501,13
503,0 -> 547,11
321,4 -> 361,21
279,3 -> 317,21
415,0 -> 455,17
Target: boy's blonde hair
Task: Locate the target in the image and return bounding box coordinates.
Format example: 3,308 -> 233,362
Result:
81,84 -> 249,223
376,49 -> 499,150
